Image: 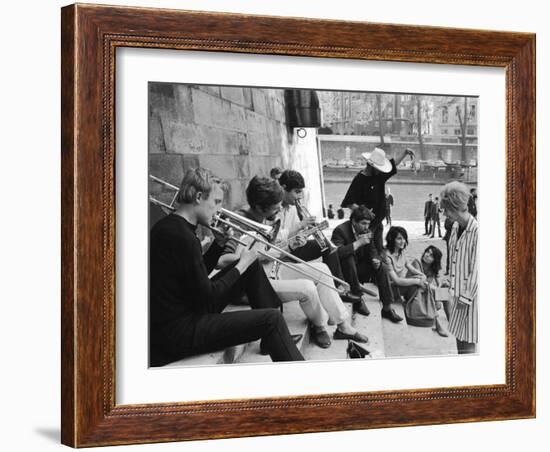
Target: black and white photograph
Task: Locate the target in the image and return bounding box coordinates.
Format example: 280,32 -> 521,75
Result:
148,83 -> 479,367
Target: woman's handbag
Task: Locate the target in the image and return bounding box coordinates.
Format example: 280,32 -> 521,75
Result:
403,284 -> 437,327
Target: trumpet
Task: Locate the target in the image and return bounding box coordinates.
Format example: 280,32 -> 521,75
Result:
213,208 -> 350,295
295,200 -> 335,253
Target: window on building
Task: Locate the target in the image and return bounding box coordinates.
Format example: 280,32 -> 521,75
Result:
442,129 -> 448,135
467,127 -> 475,135
454,129 -> 461,135
442,106 -> 448,123
469,104 -> 476,120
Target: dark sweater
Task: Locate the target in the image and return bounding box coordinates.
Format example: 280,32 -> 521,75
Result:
340,159 -> 397,226
149,214 -> 241,343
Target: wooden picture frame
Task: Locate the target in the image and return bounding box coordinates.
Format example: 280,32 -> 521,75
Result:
61,3 -> 535,447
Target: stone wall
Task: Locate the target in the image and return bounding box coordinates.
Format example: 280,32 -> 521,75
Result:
149,83 -> 297,210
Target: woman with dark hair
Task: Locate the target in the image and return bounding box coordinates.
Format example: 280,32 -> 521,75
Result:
383,226 -> 426,287
382,226 -> 427,321
416,246 -> 450,336
384,229 -> 449,332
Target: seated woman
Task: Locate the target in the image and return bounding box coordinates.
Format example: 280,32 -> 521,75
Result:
414,245 -> 450,336
383,228 -> 450,335
382,226 -> 426,297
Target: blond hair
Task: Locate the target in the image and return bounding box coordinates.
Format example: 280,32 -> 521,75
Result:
439,181 -> 470,213
176,167 -> 222,204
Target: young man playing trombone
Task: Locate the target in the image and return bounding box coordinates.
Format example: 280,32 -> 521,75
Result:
217,176 -> 368,347
149,168 -> 304,366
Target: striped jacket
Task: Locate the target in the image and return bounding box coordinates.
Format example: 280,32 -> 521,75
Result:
447,215 -> 479,343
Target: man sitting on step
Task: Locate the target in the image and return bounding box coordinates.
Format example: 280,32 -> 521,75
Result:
149,168 -> 304,366
217,176 -> 368,348
277,169 -> 369,316
331,206 -> 403,323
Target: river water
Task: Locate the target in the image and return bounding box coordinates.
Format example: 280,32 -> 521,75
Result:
323,180 -> 476,221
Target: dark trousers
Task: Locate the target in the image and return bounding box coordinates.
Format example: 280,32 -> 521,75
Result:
370,222 -> 384,254
290,239 -> 346,288
152,261 -> 304,365
339,254 -> 394,310
430,218 -> 442,237
190,308 -> 304,362
425,217 -> 432,235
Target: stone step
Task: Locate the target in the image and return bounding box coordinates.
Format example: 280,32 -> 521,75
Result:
237,300 -> 310,364
351,284 -> 386,360
380,299 -> 413,357
401,309 -> 457,357
301,303 -> 353,362
381,299 -> 457,358
162,304 -> 253,368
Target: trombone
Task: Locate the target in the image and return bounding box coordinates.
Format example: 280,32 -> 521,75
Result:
149,175 -> 249,246
149,174 -> 350,293
213,209 -> 351,294
149,175 -> 178,212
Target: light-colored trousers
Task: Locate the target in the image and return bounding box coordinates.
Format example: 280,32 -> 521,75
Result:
268,262 -> 348,327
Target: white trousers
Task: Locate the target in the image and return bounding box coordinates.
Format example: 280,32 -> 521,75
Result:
269,262 -> 348,327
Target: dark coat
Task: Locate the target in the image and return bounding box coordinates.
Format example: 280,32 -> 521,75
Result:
331,220 -> 379,263
424,200 -> 435,219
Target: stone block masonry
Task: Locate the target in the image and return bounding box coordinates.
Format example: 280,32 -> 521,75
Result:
149,83 -> 296,210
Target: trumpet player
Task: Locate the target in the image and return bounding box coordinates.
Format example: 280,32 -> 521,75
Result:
218,176 -> 368,347
331,206 -> 403,323
277,170 -> 370,316
149,168 -> 304,366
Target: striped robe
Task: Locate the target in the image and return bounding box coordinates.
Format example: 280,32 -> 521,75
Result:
447,215 -> 479,343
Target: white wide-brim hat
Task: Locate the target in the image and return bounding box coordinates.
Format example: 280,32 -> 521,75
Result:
361,147 -> 392,173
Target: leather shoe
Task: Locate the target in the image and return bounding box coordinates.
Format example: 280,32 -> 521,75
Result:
311,325 -> 331,348
434,315 -> 449,337
381,308 -> 403,323
260,333 -> 303,355
333,329 -> 369,344
353,300 -> 370,316
340,292 -> 362,304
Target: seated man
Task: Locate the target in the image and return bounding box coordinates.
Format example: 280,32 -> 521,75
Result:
331,206 -> 403,323
149,168 -> 304,366
277,170 -> 368,315
218,176 -> 368,346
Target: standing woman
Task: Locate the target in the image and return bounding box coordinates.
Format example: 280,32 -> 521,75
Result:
439,182 -> 479,354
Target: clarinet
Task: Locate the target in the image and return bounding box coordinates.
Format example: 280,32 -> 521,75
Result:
295,200 -> 334,253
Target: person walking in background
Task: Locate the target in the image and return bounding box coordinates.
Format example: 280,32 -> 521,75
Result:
430,196 -> 442,238
341,147 -> 415,253
385,187 -> 394,226
327,204 -> 335,219
423,193 -> 434,236
468,188 -> 478,218
440,181 -> 479,354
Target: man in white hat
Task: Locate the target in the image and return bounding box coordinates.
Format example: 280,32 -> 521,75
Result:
341,147 -> 415,252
